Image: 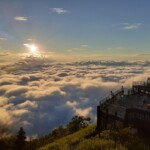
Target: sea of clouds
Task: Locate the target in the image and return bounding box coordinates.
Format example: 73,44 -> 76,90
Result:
0,55 -> 150,137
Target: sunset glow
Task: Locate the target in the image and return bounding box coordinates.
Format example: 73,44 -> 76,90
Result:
24,44 -> 38,55
0,0 -> 150,142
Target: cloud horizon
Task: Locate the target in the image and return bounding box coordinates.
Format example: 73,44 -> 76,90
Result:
0,56 -> 150,136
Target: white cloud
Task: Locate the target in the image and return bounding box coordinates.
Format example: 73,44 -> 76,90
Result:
12,109 -> 30,117
27,39 -> 33,41
136,53 -> 150,57
17,100 -> 38,109
122,23 -> 142,30
0,37 -> 7,40
52,8 -> 69,14
66,101 -> 77,107
0,96 -> 9,106
67,45 -> 88,53
0,108 -> 12,126
1,58 -> 150,136
81,45 -> 88,48
14,16 -> 28,21
74,107 -> 92,117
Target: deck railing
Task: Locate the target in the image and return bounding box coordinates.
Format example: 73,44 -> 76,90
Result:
99,88 -> 123,105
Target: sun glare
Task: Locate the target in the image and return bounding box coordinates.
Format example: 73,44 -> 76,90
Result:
30,45 -> 37,53
24,43 -> 38,55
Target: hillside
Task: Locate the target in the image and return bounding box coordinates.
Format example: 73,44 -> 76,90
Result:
38,125 -> 118,150
38,125 -> 150,150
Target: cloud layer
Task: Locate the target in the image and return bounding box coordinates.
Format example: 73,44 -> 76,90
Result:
0,57 -> 150,136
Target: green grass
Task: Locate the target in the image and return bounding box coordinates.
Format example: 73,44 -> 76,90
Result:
38,125 -> 127,150
38,124 -> 150,150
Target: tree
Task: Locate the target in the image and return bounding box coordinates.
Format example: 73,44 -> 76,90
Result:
51,125 -> 66,138
0,136 -> 16,150
67,116 -> 91,133
16,127 -> 26,150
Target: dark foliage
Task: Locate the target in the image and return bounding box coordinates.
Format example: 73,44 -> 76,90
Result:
28,116 -> 91,149
67,116 -> 91,133
15,127 -> 26,150
0,136 -> 16,150
0,116 -> 91,150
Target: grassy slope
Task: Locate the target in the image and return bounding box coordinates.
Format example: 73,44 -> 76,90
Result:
38,125 -> 127,150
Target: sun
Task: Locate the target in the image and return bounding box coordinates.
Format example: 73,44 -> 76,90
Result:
30,44 -> 37,54
24,43 -> 38,55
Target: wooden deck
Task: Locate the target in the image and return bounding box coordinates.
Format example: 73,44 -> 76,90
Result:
97,81 -> 150,133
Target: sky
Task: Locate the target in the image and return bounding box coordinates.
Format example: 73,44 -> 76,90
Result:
0,0 -> 150,57
1,0 -> 150,137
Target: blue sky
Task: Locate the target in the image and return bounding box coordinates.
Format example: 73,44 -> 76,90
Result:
0,0 -> 150,56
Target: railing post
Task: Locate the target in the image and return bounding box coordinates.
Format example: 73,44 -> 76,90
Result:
121,86 -> 124,95
105,109 -> 108,129
124,109 -> 128,127
114,111 -> 117,130
96,105 -> 101,136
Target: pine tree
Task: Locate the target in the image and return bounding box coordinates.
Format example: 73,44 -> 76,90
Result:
16,127 -> 26,150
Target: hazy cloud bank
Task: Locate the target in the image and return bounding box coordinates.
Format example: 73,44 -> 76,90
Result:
0,58 -> 150,136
